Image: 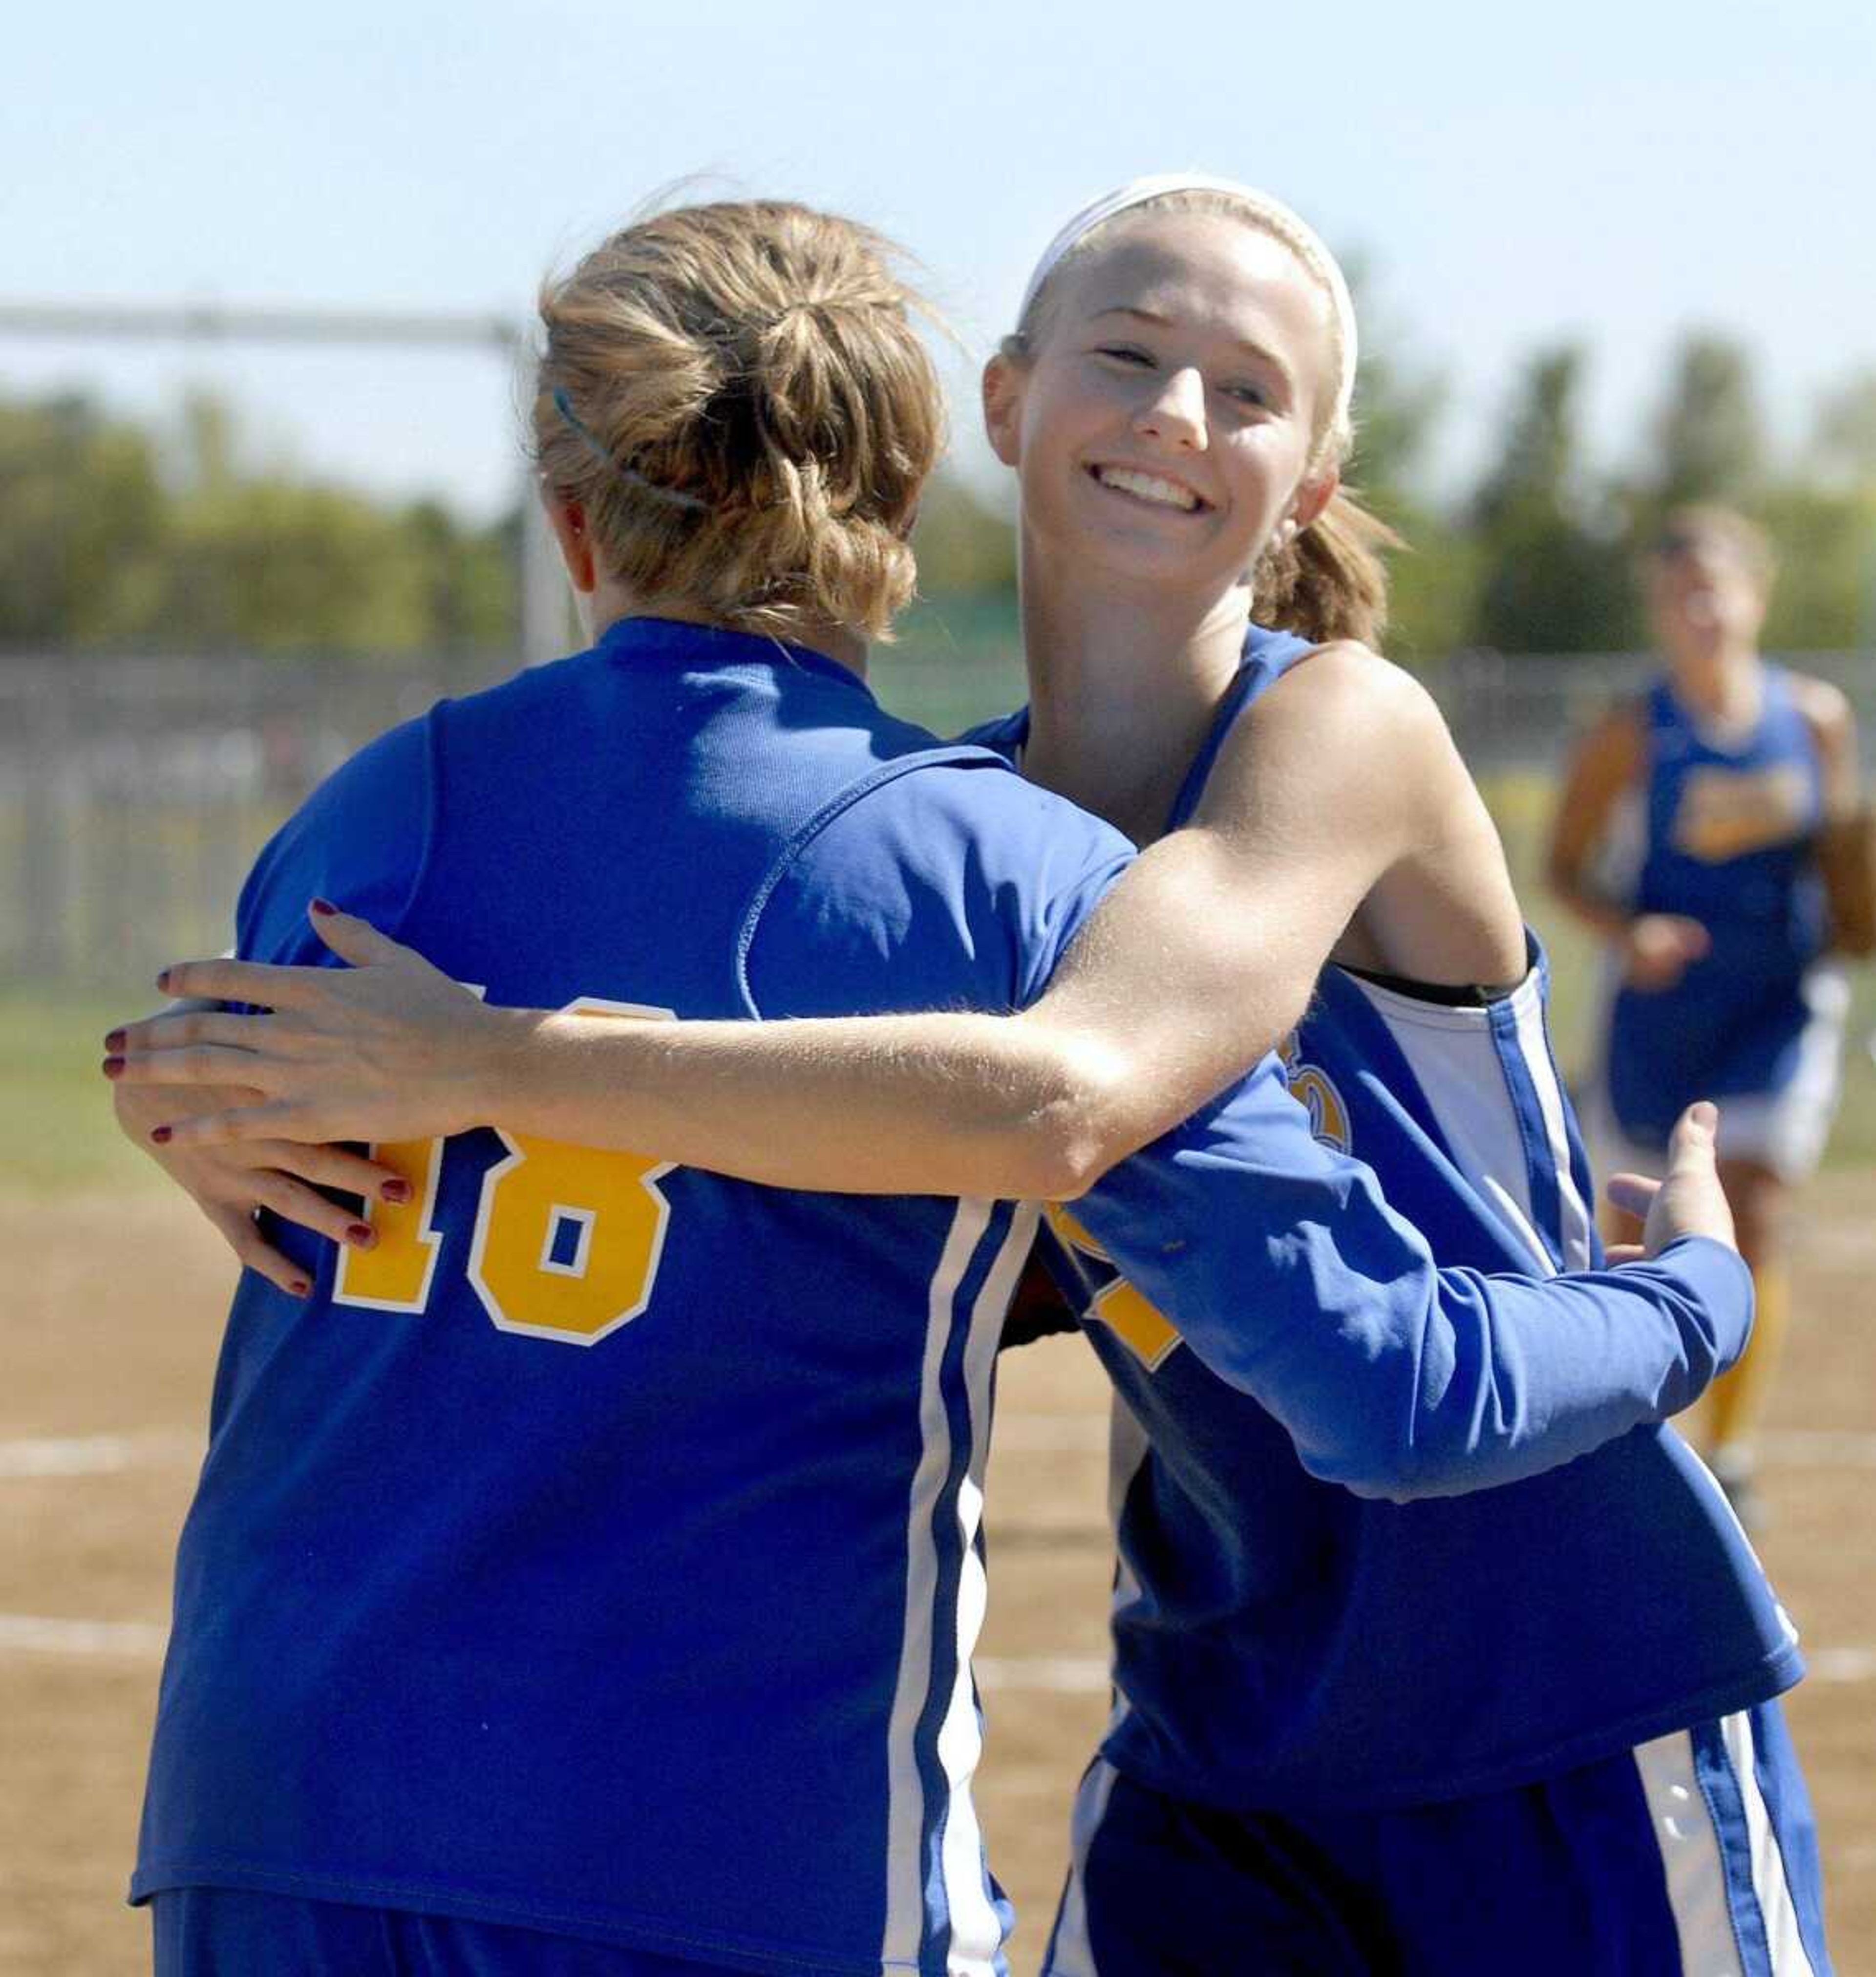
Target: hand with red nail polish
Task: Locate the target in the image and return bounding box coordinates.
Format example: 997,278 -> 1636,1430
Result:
112,1070 -> 407,1301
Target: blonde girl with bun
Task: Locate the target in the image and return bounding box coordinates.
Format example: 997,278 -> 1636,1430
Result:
116,184 -> 1822,1974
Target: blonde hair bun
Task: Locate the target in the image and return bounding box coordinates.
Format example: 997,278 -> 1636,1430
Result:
534,200 -> 944,644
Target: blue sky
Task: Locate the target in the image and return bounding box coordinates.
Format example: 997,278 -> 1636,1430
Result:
5,0 -> 1871,517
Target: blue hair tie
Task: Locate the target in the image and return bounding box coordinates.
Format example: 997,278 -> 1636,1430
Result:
551,387 -> 710,515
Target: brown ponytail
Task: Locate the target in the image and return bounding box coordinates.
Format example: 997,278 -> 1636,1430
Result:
1252,489 -> 1402,649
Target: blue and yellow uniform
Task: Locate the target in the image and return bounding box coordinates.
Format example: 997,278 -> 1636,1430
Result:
135,618 -> 1755,1977
972,630 -> 1829,1977
1597,668 -> 1847,1181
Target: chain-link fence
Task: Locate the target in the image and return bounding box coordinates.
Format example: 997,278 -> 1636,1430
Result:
5,642 -> 1871,990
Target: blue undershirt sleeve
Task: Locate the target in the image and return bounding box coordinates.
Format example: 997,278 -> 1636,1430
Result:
743,748 -> 1753,1504
1071,1073 -> 1754,1501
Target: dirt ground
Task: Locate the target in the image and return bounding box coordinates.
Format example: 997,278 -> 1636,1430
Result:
1,1182 -> 1870,1975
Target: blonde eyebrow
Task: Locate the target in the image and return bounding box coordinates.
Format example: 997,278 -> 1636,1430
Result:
1087,307 -> 1293,387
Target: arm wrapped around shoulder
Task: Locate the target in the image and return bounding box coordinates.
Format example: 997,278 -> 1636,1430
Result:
1818,804 -> 1876,957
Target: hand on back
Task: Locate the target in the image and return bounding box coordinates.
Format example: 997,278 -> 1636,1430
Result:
109,1072 -> 403,1297
104,904 -> 503,1152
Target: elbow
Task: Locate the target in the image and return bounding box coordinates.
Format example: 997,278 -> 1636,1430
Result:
1300,1444 -> 1435,1505
1295,1418 -> 1487,1504
1006,1032 -> 1148,1202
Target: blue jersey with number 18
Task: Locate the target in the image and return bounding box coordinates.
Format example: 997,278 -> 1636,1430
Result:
133,616 -> 1753,1976
132,619 -> 1134,1977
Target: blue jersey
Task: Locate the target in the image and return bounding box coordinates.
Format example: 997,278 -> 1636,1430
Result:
982,625 -> 1801,1812
1607,670 -> 1829,1143
135,619 -> 1753,1973
134,621 -> 1129,1976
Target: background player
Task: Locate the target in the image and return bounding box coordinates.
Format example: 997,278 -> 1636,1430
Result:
1550,506 -> 1872,1527
113,180 -> 1823,1972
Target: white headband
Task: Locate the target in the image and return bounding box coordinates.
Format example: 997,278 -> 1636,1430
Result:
1015,172 -> 1359,439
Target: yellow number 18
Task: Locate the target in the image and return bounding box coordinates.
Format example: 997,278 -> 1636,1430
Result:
332,1000 -> 675,1346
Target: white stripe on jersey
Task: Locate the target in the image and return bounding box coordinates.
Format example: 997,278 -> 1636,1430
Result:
878,1197 -> 1035,1977
881,1200 -> 989,1968
1507,973 -> 1596,1269
1042,1397 -> 1150,1977
1343,969 -> 1592,1274
939,1201 -> 1040,1976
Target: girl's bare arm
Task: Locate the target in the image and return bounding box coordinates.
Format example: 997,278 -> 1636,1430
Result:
112,651 -> 1512,1199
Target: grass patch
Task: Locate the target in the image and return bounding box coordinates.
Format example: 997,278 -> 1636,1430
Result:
1,989 -> 171,1194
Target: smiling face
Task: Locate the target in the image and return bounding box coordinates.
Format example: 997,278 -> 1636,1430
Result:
985,209 -> 1342,600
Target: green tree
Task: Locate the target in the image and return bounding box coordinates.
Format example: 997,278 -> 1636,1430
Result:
1759,484 -> 1876,650
0,394 -> 168,644
1340,256 -> 1448,509
1646,333 -> 1767,513
0,386 -> 521,657
910,470 -> 1018,599
402,499 -> 517,652
1812,369 -> 1876,490
1468,346 -> 1635,652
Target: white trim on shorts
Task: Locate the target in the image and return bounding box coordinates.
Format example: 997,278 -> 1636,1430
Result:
1632,1711 -> 1820,1976
1583,963 -> 1849,1186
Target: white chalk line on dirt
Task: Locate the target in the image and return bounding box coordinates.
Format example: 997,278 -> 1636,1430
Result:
0,1431 -> 199,1479
0,1614 -> 170,1658
993,1416 -> 1109,1453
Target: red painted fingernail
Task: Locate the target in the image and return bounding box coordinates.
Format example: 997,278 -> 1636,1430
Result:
380,1178 -> 412,1204
346,1222 -> 376,1248
155,969 -> 171,992
102,1056 -> 125,1079
289,1278 -> 312,1299
150,1125 -> 173,1145
104,1029 -> 126,1051
311,897 -> 338,917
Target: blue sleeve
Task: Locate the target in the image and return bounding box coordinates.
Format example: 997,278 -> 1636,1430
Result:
742,748 -> 1753,1503
741,752 -> 1132,1018
1072,1068 -> 1755,1501
235,714 -> 434,969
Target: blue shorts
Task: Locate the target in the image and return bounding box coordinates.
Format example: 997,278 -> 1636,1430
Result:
149,1888 -> 742,1977
1045,1700 -> 1829,1976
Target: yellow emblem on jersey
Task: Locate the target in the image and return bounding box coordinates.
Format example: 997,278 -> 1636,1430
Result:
1280,1032 -> 1353,1154
1672,764 -> 1811,863
1045,1203 -> 1182,1372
